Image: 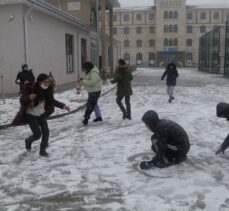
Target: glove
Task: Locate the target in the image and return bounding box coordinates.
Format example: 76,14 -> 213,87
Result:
139,161 -> 154,170
16,79 -> 21,84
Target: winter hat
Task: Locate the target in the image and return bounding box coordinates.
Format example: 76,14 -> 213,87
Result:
119,59 -> 126,66
142,110 -> 160,132
37,73 -> 49,83
22,64 -> 28,70
82,62 -> 94,72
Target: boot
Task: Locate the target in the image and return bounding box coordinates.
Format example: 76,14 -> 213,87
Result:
169,97 -> 173,103
25,138 -> 32,152
126,113 -> 131,120
82,118 -> 89,125
40,149 -> 49,157
93,117 -> 103,122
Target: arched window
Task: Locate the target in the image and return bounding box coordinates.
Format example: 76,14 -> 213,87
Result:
187,25 -> 193,33
169,38 -> 173,46
169,24 -> 173,33
186,52 -> 193,61
174,25 -> 178,33
124,40 -> 130,47
164,11 -> 168,19
124,53 -> 130,64
164,38 -> 168,46
187,39 -> 193,47
136,53 -> 143,64
136,26 -> 142,34
174,11 -> 178,19
200,25 -> 206,33
149,39 -> 155,47
136,39 -> 142,47
174,38 -> 178,46
149,52 -> 155,60
164,25 -> 169,33
169,11 -> 173,19
124,27 -> 129,34
149,26 -> 155,33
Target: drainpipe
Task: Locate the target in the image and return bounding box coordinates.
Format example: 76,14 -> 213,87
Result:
24,5 -> 34,65
96,0 -> 100,69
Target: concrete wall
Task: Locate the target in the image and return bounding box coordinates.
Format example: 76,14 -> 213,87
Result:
0,4 -> 90,95
0,4 -> 25,95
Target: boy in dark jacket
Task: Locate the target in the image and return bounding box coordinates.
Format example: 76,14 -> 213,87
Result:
111,59 -> 133,120
216,102 -> 229,154
161,63 -> 179,103
140,110 -> 190,169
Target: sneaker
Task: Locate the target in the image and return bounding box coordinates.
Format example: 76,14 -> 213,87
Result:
93,117 -> 103,122
82,119 -> 89,125
25,138 -> 32,152
40,149 -> 49,157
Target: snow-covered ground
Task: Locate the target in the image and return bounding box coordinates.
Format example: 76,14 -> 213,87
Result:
0,82 -> 115,125
1,68 -> 229,211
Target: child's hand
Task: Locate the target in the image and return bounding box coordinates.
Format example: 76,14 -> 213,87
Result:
64,105 -> 70,112
29,94 -> 37,101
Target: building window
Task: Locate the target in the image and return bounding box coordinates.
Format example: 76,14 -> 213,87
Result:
164,11 -> 168,19
187,12 -> 193,20
136,40 -> 142,47
124,14 -> 130,21
136,53 -> 143,63
149,53 -> 155,65
136,14 -> 142,21
149,26 -> 155,33
201,12 -> 206,20
169,11 -> 173,19
113,27 -> 117,35
200,25 -> 206,33
90,9 -> 97,29
149,13 -> 155,20
136,26 -> 142,34
213,12 -> 219,20
124,40 -> 130,47
174,38 -> 178,46
149,39 -> 155,47
187,25 -> 193,33
227,13 -> 229,20
174,11 -> 178,19
164,38 -> 168,46
174,25 -> 178,33
169,24 -> 173,33
169,38 -> 173,46
187,39 -> 193,47
124,27 -> 129,34
124,53 -> 130,64
113,15 -> 117,22
65,34 -> 74,73
186,52 -> 193,61
164,25 -> 169,33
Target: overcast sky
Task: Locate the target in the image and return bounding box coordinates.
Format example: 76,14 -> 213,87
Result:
118,0 -> 229,7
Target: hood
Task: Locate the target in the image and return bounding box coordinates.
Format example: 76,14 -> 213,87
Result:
142,110 -> 160,132
167,62 -> 176,70
88,66 -> 100,74
118,64 -> 129,70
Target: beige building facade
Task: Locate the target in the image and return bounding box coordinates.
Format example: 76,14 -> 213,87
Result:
108,0 -> 229,67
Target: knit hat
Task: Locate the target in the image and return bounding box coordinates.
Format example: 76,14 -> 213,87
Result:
37,73 -> 49,83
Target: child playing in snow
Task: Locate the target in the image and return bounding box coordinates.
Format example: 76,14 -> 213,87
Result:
140,110 -> 190,169
161,62 -> 179,103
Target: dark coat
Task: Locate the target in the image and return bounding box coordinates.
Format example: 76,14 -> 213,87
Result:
12,83 -> 65,126
217,102 -> 229,121
161,63 -> 179,86
111,65 -> 133,96
142,110 -> 190,160
15,70 -> 35,85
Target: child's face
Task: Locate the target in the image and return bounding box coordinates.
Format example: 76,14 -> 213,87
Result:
145,124 -> 151,131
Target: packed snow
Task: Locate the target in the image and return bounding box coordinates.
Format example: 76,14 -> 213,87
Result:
0,68 -> 229,211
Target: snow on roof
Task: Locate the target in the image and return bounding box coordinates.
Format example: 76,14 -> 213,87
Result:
188,4 -> 229,9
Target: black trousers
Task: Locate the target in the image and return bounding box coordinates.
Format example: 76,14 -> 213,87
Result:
220,134 -> 229,152
84,91 -> 101,119
151,139 -> 189,164
116,96 -> 131,116
26,114 -> 49,150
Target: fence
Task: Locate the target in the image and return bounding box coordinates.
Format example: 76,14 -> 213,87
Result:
199,26 -> 222,74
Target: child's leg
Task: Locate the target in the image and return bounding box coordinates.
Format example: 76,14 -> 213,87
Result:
94,103 -> 102,118
39,116 -> 49,151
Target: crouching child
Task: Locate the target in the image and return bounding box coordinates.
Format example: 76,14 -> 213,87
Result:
140,110 -> 190,170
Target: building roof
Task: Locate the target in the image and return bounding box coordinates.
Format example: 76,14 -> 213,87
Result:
109,0 -> 120,8
187,4 -> 229,9
0,0 -> 93,31
114,6 -> 155,12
